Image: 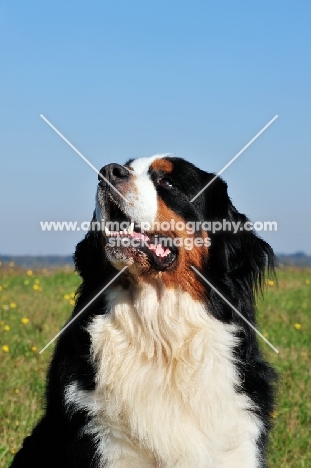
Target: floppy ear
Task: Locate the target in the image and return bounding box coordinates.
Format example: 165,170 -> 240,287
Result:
225,202 -> 275,295
73,212 -> 108,285
74,233 -> 102,282
199,176 -> 275,319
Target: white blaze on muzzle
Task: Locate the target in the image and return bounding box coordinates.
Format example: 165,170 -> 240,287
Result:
96,154 -> 171,228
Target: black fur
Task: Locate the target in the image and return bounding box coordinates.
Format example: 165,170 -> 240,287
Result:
11,157 -> 276,468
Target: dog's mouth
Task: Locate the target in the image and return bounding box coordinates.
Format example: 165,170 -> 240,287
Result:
102,197 -> 177,271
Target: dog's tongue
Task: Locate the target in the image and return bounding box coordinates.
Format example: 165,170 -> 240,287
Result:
148,243 -> 170,258
121,230 -> 171,258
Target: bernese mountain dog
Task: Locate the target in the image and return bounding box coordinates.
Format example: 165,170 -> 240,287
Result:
11,155 -> 276,468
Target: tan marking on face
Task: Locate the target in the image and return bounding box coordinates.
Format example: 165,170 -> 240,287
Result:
150,159 -> 173,174
132,198 -> 209,300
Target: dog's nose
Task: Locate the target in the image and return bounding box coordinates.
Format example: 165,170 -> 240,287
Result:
98,163 -> 130,185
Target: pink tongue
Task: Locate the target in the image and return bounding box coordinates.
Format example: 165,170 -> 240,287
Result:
110,230 -> 170,258
148,243 -> 170,258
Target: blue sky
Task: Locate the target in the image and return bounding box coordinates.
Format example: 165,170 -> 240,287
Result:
0,0 -> 310,255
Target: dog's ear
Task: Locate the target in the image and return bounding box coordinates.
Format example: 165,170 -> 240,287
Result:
73,213 -> 107,284
197,176 -> 275,308
225,202 -> 275,295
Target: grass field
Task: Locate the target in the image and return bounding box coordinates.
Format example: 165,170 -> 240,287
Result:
0,263 -> 310,467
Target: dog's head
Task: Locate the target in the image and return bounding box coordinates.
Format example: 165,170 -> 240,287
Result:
75,155 -> 274,303
96,155 -> 211,278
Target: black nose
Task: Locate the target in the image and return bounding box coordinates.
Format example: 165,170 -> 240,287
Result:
98,163 -> 130,185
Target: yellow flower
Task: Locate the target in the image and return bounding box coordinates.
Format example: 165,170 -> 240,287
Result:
26,270 -> 33,276
9,261 -> 14,267
267,280 -> 274,286
2,345 -> 9,352
10,302 -> 16,308
3,325 -> 10,331
70,299 -> 75,306
263,332 -> 269,338
21,317 -> 29,324
24,279 -> 29,285
70,292 -> 75,298
64,294 -> 70,300
15,421 -> 19,426
271,411 -> 278,419
31,346 -> 37,352
306,279 -> 310,285
34,279 -> 40,284
294,323 -> 302,330
10,449 -> 16,455
15,389 -> 19,394
33,284 -> 39,291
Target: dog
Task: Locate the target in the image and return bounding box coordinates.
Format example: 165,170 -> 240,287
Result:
11,155 -> 276,467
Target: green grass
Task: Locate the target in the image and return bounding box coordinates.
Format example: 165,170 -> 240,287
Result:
0,264 -> 310,467
0,265 -> 81,466
257,268 -> 311,466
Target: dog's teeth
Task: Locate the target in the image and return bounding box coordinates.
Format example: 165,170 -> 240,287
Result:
104,226 -> 111,237
128,222 -> 134,235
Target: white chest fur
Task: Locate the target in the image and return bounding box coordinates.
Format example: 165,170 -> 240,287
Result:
65,284 -> 262,468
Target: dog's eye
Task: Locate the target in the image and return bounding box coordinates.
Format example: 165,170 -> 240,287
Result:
157,177 -> 174,188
